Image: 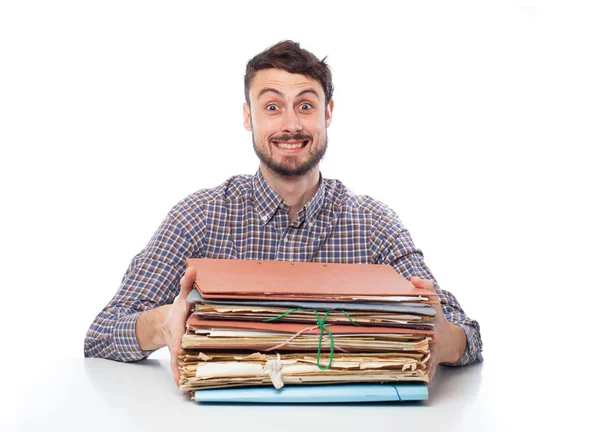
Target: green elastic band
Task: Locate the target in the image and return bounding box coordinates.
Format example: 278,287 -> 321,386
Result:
263,308 -> 359,370
263,308 -> 303,322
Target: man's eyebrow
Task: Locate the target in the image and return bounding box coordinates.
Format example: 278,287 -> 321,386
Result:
295,89 -> 320,99
257,88 -> 284,99
256,88 -> 321,100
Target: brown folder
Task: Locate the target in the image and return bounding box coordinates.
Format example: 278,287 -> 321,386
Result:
185,258 -> 436,302
187,316 -> 435,337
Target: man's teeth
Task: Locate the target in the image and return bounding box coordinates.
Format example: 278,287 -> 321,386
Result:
275,142 -> 305,149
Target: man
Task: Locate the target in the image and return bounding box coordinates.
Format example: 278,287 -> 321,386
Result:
84,40 -> 483,384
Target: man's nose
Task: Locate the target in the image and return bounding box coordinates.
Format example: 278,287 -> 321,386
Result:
281,109 -> 302,133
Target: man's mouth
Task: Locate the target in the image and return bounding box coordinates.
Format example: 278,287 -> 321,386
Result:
271,140 -> 310,150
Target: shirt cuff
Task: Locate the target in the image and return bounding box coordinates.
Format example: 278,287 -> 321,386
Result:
112,312 -> 155,362
441,323 -> 483,367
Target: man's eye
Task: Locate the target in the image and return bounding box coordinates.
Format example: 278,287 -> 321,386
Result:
299,103 -> 313,110
266,104 -> 279,111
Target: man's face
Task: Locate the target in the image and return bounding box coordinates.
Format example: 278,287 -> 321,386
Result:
243,69 -> 333,177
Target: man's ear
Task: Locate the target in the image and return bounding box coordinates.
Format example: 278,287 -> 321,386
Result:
325,100 -> 334,128
243,103 -> 252,131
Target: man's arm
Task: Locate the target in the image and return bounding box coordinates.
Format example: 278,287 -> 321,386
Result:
376,220 -> 483,367
135,305 -> 170,351
84,205 -> 203,362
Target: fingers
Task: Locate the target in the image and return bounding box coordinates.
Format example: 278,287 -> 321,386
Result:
410,276 -> 439,309
426,352 -> 438,380
181,265 -> 197,287
410,276 -> 435,292
429,363 -> 438,380
179,266 -> 197,298
174,266 -> 197,318
167,326 -> 183,386
164,301 -> 187,387
412,276 -> 443,327
168,267 -> 197,387
171,347 -> 180,385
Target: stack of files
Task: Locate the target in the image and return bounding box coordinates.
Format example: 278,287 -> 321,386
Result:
179,258 -> 437,402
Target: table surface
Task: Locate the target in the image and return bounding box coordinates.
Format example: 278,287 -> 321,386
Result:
2,354 -> 593,432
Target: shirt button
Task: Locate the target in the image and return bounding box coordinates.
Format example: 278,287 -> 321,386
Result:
283,237 -> 289,243
261,215 -> 267,221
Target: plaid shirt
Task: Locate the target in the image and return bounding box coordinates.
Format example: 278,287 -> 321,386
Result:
85,169 -> 483,366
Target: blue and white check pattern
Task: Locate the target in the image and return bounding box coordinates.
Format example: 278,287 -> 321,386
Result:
85,169 -> 483,366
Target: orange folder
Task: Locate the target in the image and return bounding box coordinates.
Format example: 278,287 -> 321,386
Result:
185,258 -> 437,303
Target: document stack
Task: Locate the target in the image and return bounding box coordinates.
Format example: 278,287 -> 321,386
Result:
178,258 -> 436,403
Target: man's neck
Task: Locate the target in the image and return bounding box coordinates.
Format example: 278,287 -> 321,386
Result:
259,164 -> 320,223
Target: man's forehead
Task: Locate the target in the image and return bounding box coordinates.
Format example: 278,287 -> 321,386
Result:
250,69 -> 324,99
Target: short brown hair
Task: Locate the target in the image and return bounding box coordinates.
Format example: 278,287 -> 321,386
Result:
244,40 -> 334,105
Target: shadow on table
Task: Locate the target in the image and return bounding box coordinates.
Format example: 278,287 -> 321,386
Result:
83,358 -> 192,429
82,357 -> 485,431
83,357 -> 189,398
427,362 -> 484,404
84,357 -> 484,406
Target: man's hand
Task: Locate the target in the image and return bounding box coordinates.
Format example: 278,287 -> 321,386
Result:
164,266 -> 197,386
410,276 -> 466,380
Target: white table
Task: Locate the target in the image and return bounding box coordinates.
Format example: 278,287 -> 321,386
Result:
2,354 -> 592,432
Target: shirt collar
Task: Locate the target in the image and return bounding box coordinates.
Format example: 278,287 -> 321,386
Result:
252,169 -> 327,228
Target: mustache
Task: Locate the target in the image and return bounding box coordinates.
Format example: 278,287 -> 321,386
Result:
270,133 -> 312,142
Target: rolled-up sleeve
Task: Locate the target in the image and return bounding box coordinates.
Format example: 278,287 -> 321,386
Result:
84,203 -> 203,362
377,216 -> 483,367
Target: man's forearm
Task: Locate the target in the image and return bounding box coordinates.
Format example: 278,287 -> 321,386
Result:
135,305 -> 170,351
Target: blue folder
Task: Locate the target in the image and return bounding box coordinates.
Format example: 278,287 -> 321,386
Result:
194,384 -> 428,403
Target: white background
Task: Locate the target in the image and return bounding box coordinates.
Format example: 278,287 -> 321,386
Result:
1,1 -> 599,429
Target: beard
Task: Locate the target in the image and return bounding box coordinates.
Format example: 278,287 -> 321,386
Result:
253,131 -> 328,177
